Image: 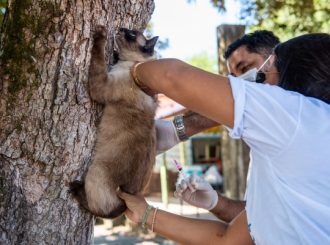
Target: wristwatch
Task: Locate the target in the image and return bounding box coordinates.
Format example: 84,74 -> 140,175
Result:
173,115 -> 189,141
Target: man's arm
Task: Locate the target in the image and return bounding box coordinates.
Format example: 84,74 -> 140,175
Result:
183,111 -> 219,137
150,209 -> 252,245
118,190 -> 253,245
156,112 -> 219,154
135,59 -> 234,128
211,193 -> 246,223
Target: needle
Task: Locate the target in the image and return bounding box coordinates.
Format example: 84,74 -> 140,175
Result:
174,159 -> 195,192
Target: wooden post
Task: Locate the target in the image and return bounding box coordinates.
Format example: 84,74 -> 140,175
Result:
160,152 -> 169,208
217,24 -> 246,74
179,141 -> 187,165
217,24 -> 250,199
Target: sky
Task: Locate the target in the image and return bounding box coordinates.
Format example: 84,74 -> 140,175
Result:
150,0 -> 242,60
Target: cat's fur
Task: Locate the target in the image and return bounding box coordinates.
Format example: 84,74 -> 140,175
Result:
70,26 -> 159,218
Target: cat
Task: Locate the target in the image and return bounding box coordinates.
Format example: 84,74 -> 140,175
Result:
70,26 -> 159,218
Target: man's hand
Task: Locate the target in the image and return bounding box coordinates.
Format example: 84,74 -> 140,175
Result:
175,174 -> 218,210
156,120 -> 180,155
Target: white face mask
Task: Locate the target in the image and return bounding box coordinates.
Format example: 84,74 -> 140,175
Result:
237,54 -> 273,83
238,67 -> 258,82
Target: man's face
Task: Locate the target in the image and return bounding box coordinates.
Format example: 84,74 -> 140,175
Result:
226,45 -> 278,85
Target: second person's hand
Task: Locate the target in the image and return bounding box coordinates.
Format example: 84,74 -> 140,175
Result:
117,189 -> 148,224
175,174 -> 218,210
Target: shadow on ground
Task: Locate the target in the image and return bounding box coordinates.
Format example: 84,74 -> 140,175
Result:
94,223 -> 178,245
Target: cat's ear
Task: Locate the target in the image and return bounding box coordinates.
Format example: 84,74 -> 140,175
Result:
142,36 -> 158,54
146,36 -> 159,50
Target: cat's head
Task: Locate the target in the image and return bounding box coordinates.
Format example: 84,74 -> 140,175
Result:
115,28 -> 158,62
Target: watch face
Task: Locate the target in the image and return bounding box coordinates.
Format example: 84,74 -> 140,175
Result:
174,115 -> 188,141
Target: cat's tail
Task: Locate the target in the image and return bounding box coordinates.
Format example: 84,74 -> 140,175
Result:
70,179 -> 127,219
69,180 -> 90,212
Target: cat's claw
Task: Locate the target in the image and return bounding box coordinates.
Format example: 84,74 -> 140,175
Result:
94,25 -> 107,40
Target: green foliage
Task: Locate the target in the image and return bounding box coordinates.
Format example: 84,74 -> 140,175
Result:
187,0 -> 225,11
0,0 -> 6,24
1,0 -> 36,94
243,0 -> 330,40
209,0 -> 225,11
188,0 -> 330,41
0,0 -> 63,96
185,52 -> 218,73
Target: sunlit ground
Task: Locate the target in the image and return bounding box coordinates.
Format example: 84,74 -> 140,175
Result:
94,192 -> 217,244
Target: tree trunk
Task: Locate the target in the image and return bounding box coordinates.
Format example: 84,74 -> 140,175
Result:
0,0 -> 154,244
217,24 -> 250,199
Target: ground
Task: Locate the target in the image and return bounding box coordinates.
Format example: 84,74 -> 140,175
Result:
93,192 -> 218,244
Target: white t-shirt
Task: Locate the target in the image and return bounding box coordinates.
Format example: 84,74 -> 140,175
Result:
227,76 -> 330,245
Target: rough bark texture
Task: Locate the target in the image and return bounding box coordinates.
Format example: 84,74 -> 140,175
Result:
0,0 -> 154,244
217,24 -> 250,199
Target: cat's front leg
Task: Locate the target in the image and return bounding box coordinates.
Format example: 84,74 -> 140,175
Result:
88,25 -> 108,104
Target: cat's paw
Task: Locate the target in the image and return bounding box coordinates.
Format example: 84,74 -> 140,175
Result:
94,25 -> 107,41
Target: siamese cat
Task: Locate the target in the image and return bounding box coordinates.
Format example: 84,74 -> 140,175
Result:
70,26 -> 159,218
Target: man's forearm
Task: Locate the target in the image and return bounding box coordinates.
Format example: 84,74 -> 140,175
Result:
136,59 -> 234,128
144,207 -> 253,245
145,208 -> 228,245
183,111 -> 219,137
210,193 -> 246,223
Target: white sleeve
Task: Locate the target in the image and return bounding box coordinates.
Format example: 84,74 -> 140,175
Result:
226,76 -> 302,157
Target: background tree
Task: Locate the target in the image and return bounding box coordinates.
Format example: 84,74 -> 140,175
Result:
0,0 -> 154,244
217,25 -> 249,200
242,0 -> 330,40
189,0 -> 330,40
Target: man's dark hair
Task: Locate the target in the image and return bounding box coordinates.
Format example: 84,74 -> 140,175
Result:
274,33 -> 330,104
224,30 -> 280,59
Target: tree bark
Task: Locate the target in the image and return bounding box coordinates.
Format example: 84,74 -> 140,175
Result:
217,24 -> 250,199
0,0 -> 154,244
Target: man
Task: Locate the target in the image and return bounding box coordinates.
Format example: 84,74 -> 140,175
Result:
156,30 -> 280,223
225,30 -> 279,79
